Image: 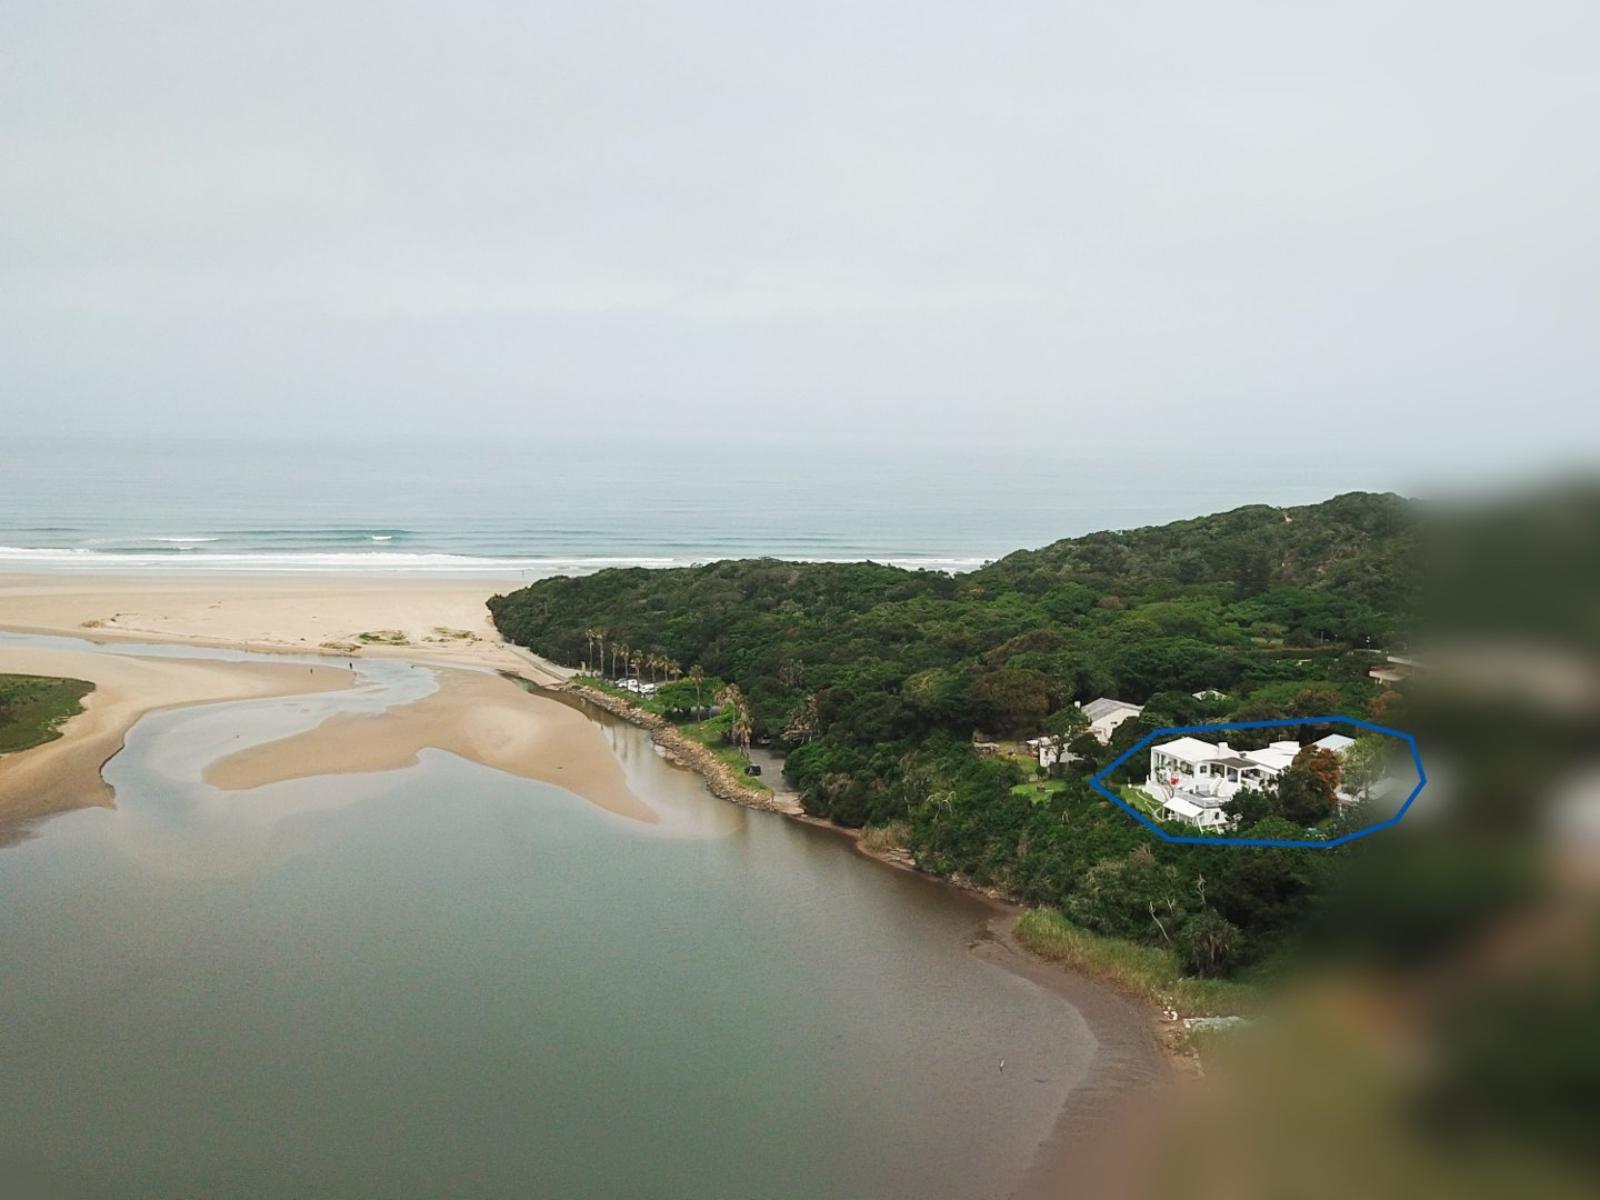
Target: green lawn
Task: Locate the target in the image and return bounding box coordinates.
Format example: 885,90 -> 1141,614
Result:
1117,783 -> 1164,819
0,673 -> 95,754
673,710 -> 771,793
1010,778 -> 1067,804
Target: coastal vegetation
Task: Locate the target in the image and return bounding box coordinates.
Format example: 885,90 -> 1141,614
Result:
0,673 -> 94,753
489,492 -> 1416,989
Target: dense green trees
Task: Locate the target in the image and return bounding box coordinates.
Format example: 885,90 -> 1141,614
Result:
488,492 -> 1416,977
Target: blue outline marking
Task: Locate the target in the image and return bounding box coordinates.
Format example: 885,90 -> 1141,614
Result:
1089,716 -> 1425,849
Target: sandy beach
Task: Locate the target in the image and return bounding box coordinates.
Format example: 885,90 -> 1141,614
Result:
0,573 -> 637,838
0,573 -> 561,680
0,642 -> 352,840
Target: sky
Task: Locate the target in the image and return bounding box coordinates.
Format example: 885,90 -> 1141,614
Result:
3,1 -> 1597,468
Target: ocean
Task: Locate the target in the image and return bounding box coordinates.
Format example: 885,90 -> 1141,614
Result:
0,435 -> 1413,577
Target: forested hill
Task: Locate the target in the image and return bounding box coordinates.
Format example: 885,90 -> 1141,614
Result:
491,491 -> 1416,722
972,491 -> 1413,610
488,491 -> 1418,979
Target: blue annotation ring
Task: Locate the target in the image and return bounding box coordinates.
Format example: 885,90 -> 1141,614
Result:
1089,716 -> 1425,849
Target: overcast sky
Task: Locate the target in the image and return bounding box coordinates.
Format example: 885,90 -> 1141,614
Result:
3,1 -> 1597,465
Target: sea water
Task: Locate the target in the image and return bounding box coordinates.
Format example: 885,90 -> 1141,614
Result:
0,434 -> 1413,576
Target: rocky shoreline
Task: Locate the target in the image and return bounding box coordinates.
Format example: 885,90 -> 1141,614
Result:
556,681 -> 803,816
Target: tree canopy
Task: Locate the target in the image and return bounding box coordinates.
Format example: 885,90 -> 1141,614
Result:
489,491 -> 1416,976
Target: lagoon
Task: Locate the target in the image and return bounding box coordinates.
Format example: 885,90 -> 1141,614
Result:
0,637 -> 1154,1199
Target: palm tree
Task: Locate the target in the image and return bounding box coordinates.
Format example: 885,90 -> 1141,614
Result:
582,627 -> 599,672
612,642 -> 628,681
668,660 -> 682,683
629,650 -> 643,683
688,665 -> 705,714
731,707 -> 753,761
594,627 -> 607,677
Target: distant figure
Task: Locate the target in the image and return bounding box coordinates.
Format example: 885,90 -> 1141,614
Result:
999,1058 -> 1005,1073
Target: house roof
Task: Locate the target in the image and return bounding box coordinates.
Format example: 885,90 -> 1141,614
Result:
1248,744 -> 1301,772
1213,755 -> 1262,770
1152,736 -> 1222,763
1163,796 -> 1206,819
1311,734 -> 1355,753
1083,697 -> 1142,722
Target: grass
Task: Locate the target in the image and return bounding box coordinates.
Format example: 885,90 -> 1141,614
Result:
1014,907 -> 1259,1018
1010,777 -> 1067,804
1117,783 -> 1164,819
860,821 -> 911,852
355,629 -> 408,645
674,710 -> 771,793
0,674 -> 95,754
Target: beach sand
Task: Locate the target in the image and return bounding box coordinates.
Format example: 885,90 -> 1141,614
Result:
0,642 -> 352,840
205,667 -> 655,823
0,573 -> 560,679
0,573 -> 641,838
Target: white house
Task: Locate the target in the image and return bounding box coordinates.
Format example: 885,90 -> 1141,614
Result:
1079,697 -> 1143,744
1145,733 -> 1358,829
1144,737 -> 1302,829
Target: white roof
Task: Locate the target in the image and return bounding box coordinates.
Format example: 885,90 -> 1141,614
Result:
1153,736 -> 1223,764
1163,796 -> 1206,819
1248,742 -> 1301,772
1311,734 -> 1355,753
1082,697 -> 1142,722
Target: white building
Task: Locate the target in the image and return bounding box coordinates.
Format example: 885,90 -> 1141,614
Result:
1025,735 -> 1077,771
1079,697 -> 1143,744
1145,733 -> 1357,829
1146,737 -> 1300,829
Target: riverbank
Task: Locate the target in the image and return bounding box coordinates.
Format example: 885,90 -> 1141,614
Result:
565,675 -> 1253,1070
557,679 -> 803,816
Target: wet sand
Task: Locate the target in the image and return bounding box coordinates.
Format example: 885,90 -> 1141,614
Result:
0,643 -> 352,839
204,667 -> 654,824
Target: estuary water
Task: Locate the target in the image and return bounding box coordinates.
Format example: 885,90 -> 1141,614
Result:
0,634 -> 1133,1200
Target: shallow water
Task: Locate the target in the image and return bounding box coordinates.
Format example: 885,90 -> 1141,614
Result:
0,635 -> 1099,1199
